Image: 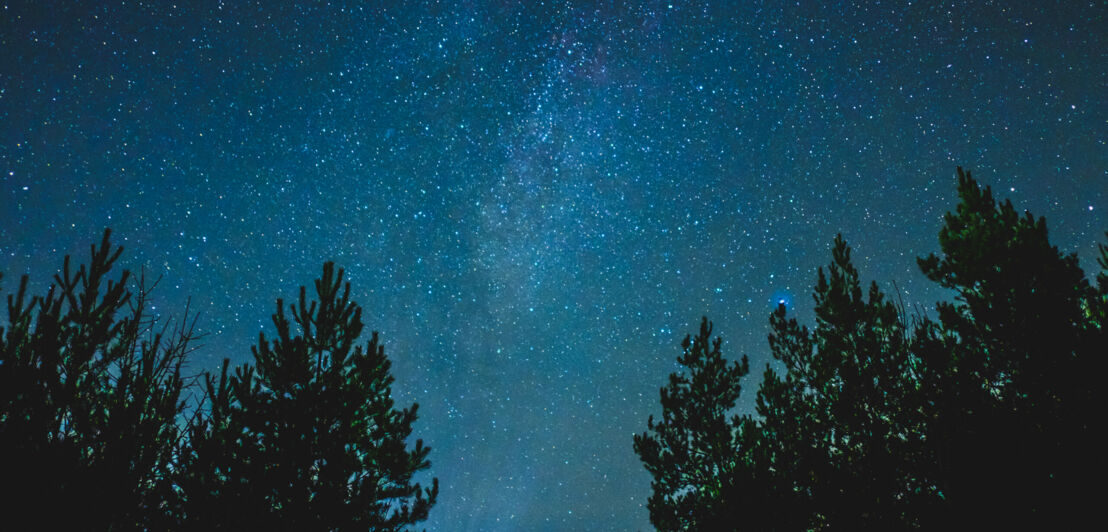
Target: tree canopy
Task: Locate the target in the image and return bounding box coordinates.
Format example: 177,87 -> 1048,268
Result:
0,232 -> 437,530
636,168 -> 1107,530
0,230 -> 194,529
177,262 -> 438,530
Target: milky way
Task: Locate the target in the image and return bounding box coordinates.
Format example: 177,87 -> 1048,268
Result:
2,2 -> 1105,529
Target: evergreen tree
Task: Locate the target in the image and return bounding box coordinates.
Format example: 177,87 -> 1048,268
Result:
636,238 -> 931,531
636,167 -> 1105,529
755,236 -> 932,529
915,167 -> 1104,527
178,262 -> 437,530
633,317 -> 750,531
0,229 -> 194,529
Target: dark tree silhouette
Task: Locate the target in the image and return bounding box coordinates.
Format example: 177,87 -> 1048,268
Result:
178,262 -> 437,530
637,168 -> 1106,530
755,236 -> 933,529
0,229 -> 195,529
633,317 -> 750,531
914,167 -> 1105,528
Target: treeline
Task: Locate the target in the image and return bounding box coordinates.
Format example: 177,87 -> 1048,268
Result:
3,167 -> 1104,530
635,168 -> 1107,530
0,233 -> 436,529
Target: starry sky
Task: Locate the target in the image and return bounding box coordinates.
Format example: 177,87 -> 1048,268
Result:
1,1 -> 1105,529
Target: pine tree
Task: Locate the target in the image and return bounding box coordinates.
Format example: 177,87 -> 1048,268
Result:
635,239 -> 932,530
756,235 -> 932,529
0,229 -> 194,529
915,167 -> 1103,527
636,167 -> 1106,529
178,262 -> 437,530
633,317 -> 750,531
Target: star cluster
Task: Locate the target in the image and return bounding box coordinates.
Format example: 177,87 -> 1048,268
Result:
2,2 -> 1105,529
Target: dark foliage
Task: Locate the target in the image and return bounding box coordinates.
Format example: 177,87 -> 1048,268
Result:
913,168 -> 1105,528
637,168 -> 1106,530
1,234 -> 437,530
633,317 -> 750,530
177,262 -> 437,530
0,229 -> 195,529
753,235 -> 933,530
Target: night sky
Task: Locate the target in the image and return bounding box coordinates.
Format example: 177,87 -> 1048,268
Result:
2,1 -> 1105,529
